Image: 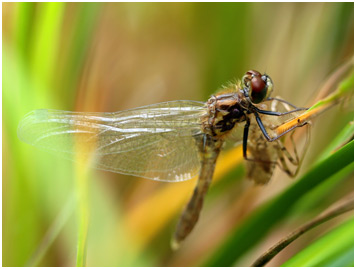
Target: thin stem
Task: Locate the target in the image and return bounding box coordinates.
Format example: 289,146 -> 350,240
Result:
75,155 -> 91,266
251,195 -> 354,267
25,193 -> 76,266
274,68 -> 353,138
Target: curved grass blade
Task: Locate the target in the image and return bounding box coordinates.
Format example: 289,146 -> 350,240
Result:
251,195 -> 353,266
282,217 -> 354,267
25,194 -> 76,266
318,121 -> 354,162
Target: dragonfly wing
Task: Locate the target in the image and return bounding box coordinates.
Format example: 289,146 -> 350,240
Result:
246,100 -> 307,184
245,120 -> 278,184
18,101 -> 206,182
95,132 -> 204,181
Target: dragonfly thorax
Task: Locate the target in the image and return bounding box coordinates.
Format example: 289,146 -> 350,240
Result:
202,91 -> 247,137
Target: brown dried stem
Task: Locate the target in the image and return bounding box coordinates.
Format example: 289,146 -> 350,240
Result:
251,195 -> 354,267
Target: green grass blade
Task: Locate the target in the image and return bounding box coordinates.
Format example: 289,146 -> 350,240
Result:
203,140 -> 353,266
26,194 -> 76,266
282,217 -> 354,267
75,165 -> 91,266
13,2 -> 35,58
60,3 -> 101,108
318,121 -> 354,162
309,71 -> 354,111
30,2 -> 65,91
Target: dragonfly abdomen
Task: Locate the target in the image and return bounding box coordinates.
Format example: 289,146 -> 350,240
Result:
172,136 -> 222,249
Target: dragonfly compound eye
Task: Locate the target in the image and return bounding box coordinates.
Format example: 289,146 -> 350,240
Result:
249,73 -> 274,104
243,70 -> 260,87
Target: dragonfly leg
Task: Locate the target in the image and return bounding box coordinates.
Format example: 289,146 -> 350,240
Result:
242,117 -> 250,159
266,96 -> 303,109
244,150 -> 279,166
255,106 -> 308,117
275,142 -> 296,177
275,123 -> 311,177
243,117 -> 279,167
270,96 -> 298,112
253,111 -> 308,142
253,111 -> 276,142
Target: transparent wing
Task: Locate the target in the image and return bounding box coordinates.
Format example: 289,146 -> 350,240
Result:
18,101 -> 207,182
245,99 -> 307,184
245,120 -> 278,184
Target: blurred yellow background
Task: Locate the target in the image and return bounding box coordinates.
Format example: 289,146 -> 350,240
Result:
3,2 -> 353,266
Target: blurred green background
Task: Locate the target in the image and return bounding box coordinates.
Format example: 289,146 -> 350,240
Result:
3,2 -> 354,266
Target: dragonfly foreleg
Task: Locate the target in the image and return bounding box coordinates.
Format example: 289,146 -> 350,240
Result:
253,111 -> 308,142
242,117 -> 251,159
242,119 -> 279,165
267,96 -> 302,110
255,106 -> 308,117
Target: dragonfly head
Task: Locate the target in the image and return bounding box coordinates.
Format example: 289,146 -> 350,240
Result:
242,70 -> 273,104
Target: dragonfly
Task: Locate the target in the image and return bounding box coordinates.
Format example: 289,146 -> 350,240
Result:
17,70 -> 309,249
